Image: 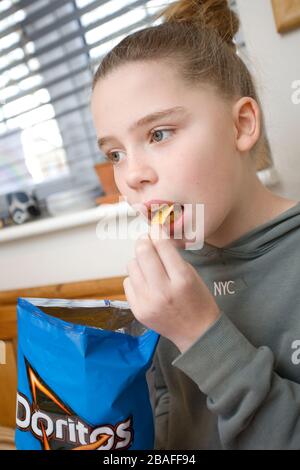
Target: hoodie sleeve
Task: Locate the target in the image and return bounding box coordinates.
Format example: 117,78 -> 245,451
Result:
172,312 -> 300,450
152,351 -> 170,450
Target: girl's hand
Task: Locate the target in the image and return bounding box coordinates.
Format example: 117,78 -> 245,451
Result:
123,225 -> 221,353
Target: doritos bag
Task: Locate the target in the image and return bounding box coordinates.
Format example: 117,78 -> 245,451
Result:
16,297 -> 159,450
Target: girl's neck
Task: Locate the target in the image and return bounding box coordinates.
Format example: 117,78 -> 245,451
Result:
205,171 -> 298,249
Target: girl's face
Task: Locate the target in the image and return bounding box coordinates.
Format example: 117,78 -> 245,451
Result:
91,60 -> 245,249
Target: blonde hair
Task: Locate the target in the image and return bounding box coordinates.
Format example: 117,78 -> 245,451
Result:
93,0 -> 267,161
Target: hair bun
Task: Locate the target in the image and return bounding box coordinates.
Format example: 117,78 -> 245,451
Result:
156,0 -> 240,50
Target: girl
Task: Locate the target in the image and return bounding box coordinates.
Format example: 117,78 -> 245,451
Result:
91,0 -> 300,449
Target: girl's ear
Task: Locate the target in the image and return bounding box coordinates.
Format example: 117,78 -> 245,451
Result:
232,97 -> 261,153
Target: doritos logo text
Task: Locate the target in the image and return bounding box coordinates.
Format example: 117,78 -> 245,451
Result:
16,361 -> 133,450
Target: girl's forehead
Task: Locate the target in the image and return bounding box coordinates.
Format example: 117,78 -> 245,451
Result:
93,61 -> 222,106
93,76 -> 221,122
94,61 -> 186,97
91,63 -> 228,135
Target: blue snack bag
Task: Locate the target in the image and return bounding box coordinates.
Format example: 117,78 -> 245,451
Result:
16,297 -> 159,450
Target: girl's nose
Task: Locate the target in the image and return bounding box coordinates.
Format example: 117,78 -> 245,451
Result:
125,158 -> 158,190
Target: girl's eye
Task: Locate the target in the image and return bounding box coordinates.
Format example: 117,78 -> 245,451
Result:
106,150 -> 124,164
105,129 -> 175,164
150,129 -> 174,143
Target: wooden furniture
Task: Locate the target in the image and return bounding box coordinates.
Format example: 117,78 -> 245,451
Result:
0,426 -> 15,450
0,276 -> 127,432
272,0 -> 300,33
94,161 -> 121,196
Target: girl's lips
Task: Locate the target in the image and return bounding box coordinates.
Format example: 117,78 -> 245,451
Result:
144,200 -> 174,210
143,200 -> 175,221
169,205 -> 185,237
147,202 -> 184,225
137,200 -> 185,229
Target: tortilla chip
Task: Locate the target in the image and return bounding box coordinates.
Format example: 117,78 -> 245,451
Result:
151,204 -> 174,225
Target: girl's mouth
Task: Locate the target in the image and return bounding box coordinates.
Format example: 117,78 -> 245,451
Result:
148,202 -> 184,235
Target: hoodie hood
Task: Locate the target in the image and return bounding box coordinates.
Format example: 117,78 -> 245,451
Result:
180,201 -> 300,261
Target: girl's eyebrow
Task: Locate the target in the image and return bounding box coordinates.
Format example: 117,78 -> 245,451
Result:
97,106 -> 188,150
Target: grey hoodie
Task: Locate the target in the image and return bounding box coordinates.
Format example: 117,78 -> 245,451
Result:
153,201 -> 300,450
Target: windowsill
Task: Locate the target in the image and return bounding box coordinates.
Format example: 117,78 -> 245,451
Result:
0,202 -> 137,243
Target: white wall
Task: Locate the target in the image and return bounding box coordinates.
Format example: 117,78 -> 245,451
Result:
0,204 -> 142,291
236,0 -> 300,200
0,221 -> 134,291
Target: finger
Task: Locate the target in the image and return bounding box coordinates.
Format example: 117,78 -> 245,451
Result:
135,234 -> 170,287
126,257 -> 146,292
149,223 -> 188,282
123,277 -> 138,313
